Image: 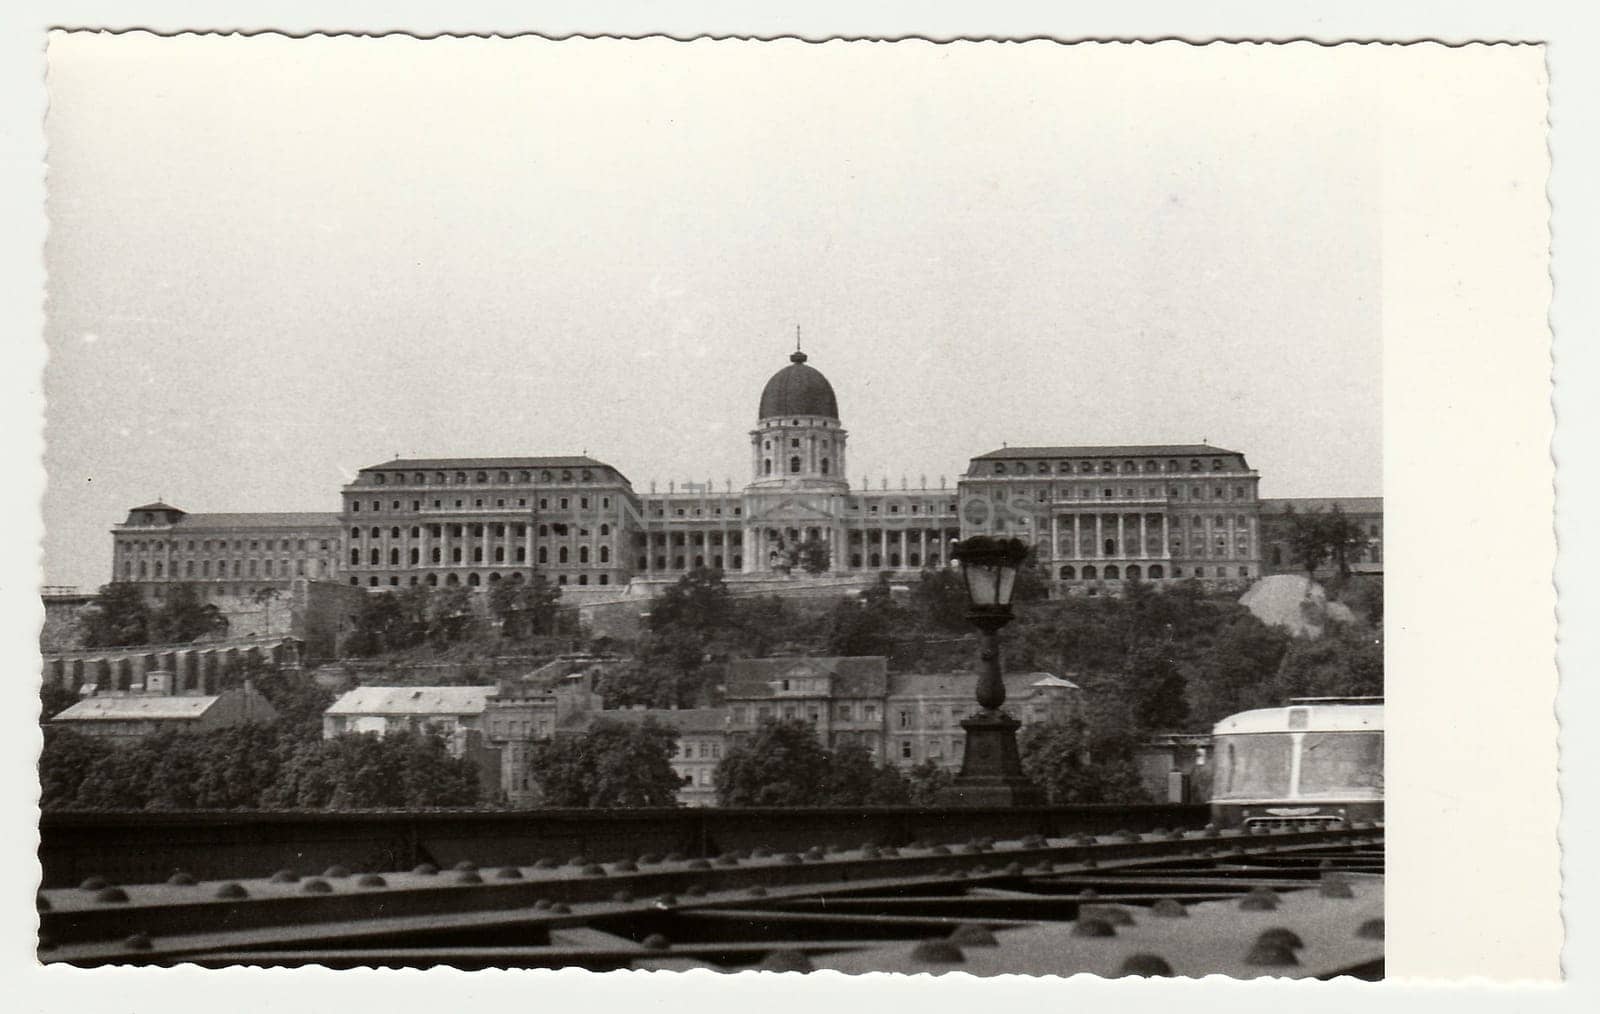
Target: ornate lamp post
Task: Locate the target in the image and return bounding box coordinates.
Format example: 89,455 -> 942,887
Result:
936,535 -> 1045,807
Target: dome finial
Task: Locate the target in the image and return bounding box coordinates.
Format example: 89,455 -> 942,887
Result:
791,325 -> 806,364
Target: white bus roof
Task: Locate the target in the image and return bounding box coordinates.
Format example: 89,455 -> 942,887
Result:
1212,703 -> 1383,736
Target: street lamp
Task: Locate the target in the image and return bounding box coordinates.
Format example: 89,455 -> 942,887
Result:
937,535 -> 1045,807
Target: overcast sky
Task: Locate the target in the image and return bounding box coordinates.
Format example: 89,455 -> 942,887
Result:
42,33 -> 1380,589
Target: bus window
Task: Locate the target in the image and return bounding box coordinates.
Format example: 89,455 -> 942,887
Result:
1212,734 -> 1293,800
1297,731 -> 1383,797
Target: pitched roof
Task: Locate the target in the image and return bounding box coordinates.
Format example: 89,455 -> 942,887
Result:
55,695 -> 220,721
362,456 -> 612,472
886,671 -> 1080,698
725,656 -> 888,699
325,686 -> 494,716
973,444 -> 1241,460
586,707 -> 728,735
1259,496 -> 1383,515
170,512 -> 342,531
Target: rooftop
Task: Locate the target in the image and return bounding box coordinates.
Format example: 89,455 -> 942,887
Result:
887,671 -> 1081,697
361,456 -> 612,472
726,656 -> 889,699
974,444 -> 1242,461
585,707 -> 728,735
164,512 -> 341,530
55,695 -> 221,721
325,686 -> 495,717
1259,496 -> 1384,514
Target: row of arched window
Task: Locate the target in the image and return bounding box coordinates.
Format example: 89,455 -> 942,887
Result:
992,458 -> 1233,477
351,571 -> 614,589
369,468 -> 598,486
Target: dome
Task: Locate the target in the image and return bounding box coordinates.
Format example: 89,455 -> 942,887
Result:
758,350 -> 839,419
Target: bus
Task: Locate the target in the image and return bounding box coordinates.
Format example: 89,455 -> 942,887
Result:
1209,697 -> 1383,831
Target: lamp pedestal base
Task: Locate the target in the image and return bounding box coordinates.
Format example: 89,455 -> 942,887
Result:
934,710 -> 1045,807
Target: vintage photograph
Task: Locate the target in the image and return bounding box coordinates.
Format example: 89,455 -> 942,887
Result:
34,32 -> 1392,976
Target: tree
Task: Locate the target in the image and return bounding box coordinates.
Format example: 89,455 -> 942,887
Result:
40,680 -> 78,722
823,577 -> 901,658
80,583 -> 150,649
148,584 -> 229,644
787,534 -> 832,576
264,729 -> 481,809
488,575 -> 561,640
824,742 -> 911,805
426,586 -> 476,646
1283,506 -> 1332,586
1322,506 -> 1372,580
526,719 -> 683,807
911,565 -> 969,632
715,719 -> 832,806
722,595 -> 796,657
904,760 -> 955,805
649,568 -> 732,633
1012,548 -> 1051,603
1020,718 -> 1150,804
1125,643 -> 1190,731
38,728 -> 114,808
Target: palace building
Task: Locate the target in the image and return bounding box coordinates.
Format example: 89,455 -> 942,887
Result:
106,345 -> 1379,601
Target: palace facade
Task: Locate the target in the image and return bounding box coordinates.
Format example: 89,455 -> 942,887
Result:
107,346 -> 1380,601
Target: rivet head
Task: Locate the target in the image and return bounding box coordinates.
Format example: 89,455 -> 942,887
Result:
94,886 -> 130,904
321,865 -> 351,879
612,889 -> 635,903
611,860 -> 638,873
751,847 -> 772,859
534,858 -> 560,869
1255,928 -> 1305,950
565,856 -> 589,868
1151,898 -> 1188,918
803,847 -> 826,861
580,863 -> 607,877
550,902 -> 571,914
1077,888 -> 1099,899
1001,861 -> 1023,875
910,940 -> 965,963
79,877 -> 109,892
215,882 -> 248,899
495,867 -> 524,880
684,884 -> 707,897
1073,918 -> 1117,938
747,886 -> 769,898
663,852 -> 685,862
456,870 -> 484,884
1319,880 -> 1356,899
454,860 -> 479,872
1239,894 -> 1279,911
686,858 -> 712,870
759,950 -> 814,972
879,846 -> 900,857
642,933 -> 670,951
655,894 -> 678,907
636,853 -> 661,865
357,874 -> 387,888
412,863 -> 439,875
948,924 -> 998,947
779,853 -> 802,865
269,870 -> 299,884
302,879 -> 333,894
929,845 -> 951,856
1245,940 -> 1300,966
166,872 -> 196,886
715,854 -> 740,867
533,898 -> 552,910
123,933 -> 153,952
1118,954 -> 1174,977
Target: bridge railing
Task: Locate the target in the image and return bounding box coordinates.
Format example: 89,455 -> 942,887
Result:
38,804 -> 1208,888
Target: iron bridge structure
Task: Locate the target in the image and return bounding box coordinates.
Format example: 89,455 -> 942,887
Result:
39,819 -> 1384,978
